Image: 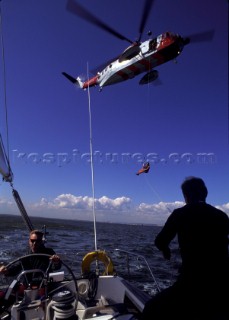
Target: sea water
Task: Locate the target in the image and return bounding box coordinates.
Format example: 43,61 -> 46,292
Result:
0,214 -> 180,296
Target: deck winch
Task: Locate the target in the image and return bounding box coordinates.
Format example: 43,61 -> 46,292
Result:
46,290 -> 77,320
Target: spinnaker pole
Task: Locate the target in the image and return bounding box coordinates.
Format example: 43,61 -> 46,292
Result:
12,188 -> 34,231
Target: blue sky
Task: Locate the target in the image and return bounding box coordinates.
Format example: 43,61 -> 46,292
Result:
0,0 -> 228,225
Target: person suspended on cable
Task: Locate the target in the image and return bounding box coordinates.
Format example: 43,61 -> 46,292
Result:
136,162 -> 150,175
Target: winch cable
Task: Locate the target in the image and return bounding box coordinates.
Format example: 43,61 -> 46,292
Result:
86,62 -> 97,252
142,81 -> 178,284
144,174 -> 181,283
144,174 -> 172,214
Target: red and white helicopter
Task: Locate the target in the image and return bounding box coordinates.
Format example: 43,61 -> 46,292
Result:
63,0 -> 214,91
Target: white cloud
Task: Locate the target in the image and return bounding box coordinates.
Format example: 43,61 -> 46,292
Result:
137,201 -> 184,214
216,203 -> 229,213
30,195 -> 184,225
95,196 -> 132,211
133,201 -> 184,225
1,193 -> 228,225
34,194 -> 132,211
0,198 -> 14,206
0,197 -> 16,214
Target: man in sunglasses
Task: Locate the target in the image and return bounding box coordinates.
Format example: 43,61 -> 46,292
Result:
0,229 -> 61,275
29,229 -> 60,261
0,230 -> 61,312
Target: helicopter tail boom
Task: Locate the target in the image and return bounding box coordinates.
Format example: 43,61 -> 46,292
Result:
62,72 -> 84,88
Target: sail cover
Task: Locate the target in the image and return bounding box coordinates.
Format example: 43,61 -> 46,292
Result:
0,135 -> 13,182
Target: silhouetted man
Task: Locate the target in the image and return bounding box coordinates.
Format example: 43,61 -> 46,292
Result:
143,177 -> 229,320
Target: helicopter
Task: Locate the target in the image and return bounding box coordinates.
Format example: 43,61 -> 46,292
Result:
62,0 -> 214,91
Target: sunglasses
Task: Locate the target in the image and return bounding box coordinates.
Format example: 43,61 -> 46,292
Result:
30,239 -> 42,243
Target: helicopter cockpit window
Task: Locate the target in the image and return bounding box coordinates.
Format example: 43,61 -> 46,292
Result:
149,38 -> 157,51
163,32 -> 171,39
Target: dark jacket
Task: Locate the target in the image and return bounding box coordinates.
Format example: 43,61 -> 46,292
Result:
155,202 -> 229,286
7,246 -> 61,277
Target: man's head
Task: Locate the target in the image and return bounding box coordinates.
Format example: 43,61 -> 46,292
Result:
181,176 -> 208,204
29,230 -> 44,253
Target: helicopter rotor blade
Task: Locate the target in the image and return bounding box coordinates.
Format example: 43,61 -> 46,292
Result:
183,29 -> 215,45
138,0 -> 154,43
66,0 -> 133,44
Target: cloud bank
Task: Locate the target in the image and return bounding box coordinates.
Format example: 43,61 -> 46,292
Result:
1,193 -> 228,226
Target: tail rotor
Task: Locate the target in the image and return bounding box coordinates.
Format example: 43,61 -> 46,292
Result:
62,72 -> 84,89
